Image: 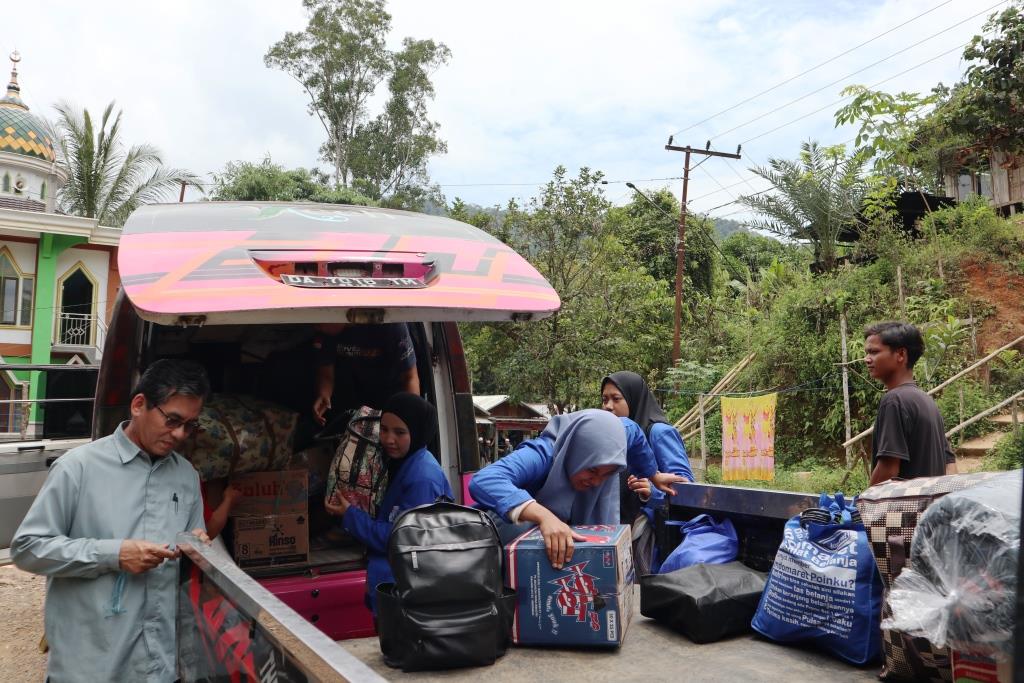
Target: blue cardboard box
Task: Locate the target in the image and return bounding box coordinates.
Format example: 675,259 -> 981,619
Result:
505,524 -> 634,647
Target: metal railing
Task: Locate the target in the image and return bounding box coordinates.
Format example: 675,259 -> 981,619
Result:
54,312 -> 107,349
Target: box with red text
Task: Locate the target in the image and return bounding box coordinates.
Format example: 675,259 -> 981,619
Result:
505,524 -> 633,647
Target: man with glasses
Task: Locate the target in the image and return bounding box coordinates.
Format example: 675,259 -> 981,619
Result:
12,359 -> 211,682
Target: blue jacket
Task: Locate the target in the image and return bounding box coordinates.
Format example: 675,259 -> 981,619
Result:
643,422 -> 694,510
470,416 -> 658,522
341,447 -> 453,613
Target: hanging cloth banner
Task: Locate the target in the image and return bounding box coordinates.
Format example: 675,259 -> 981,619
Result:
721,393 -> 777,481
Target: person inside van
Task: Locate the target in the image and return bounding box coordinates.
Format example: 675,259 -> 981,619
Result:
324,392 -> 452,614
601,371 -> 694,574
312,323 -> 420,425
469,409 -> 687,569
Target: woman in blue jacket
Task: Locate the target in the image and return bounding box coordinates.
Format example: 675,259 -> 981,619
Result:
470,409 -> 685,570
325,392 -> 452,613
602,371 -> 694,572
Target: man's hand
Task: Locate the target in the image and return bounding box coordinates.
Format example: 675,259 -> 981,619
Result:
312,394 -> 331,426
627,475 -> 652,502
118,540 -> 178,574
190,529 -> 211,545
651,471 -> 689,496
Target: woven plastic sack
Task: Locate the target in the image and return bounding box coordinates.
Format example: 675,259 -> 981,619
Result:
183,395 -> 297,481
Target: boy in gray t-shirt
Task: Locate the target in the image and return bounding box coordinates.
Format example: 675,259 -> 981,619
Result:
864,321 -> 957,485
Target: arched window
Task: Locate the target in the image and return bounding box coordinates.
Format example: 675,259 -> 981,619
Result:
1,173 -> 9,193
0,250 -> 33,327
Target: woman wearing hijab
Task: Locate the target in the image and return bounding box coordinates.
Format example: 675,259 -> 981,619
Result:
602,371 -> 694,482
602,371 -> 694,573
470,409 -> 685,570
325,392 -> 453,613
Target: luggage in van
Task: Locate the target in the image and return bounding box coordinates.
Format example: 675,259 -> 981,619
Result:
375,501 -> 515,672
856,471 -> 1005,681
183,394 -> 298,481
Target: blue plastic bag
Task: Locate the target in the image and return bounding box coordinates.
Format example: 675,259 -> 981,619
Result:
658,514 -> 738,574
751,493 -> 883,665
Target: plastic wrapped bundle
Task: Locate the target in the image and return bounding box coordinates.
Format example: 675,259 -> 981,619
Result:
883,470 -> 1021,660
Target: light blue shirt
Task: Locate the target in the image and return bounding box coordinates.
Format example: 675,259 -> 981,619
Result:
11,423 -> 204,683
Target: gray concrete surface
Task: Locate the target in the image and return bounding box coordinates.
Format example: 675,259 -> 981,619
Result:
340,586 -> 880,682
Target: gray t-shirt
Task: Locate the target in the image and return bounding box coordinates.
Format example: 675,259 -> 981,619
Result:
871,381 -> 956,480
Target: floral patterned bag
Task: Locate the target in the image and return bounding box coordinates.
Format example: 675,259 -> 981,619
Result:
183,395 -> 298,481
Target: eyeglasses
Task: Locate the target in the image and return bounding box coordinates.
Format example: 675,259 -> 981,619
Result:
153,405 -> 201,434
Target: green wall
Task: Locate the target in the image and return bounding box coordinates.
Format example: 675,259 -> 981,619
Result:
28,233 -> 86,426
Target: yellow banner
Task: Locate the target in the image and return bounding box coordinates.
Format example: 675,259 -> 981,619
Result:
721,393 -> 777,481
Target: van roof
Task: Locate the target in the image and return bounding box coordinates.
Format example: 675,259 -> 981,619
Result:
118,202 -> 560,325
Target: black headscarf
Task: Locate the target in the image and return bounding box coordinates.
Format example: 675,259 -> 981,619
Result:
602,371 -> 669,436
380,392 -> 438,457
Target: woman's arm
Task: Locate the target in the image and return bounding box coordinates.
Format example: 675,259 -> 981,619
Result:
469,440 -> 551,521
650,423 -> 695,482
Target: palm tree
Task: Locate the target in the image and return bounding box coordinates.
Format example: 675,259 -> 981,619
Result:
52,101 -> 201,226
738,141 -> 869,271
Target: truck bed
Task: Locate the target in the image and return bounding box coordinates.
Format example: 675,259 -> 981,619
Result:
340,585 -> 879,682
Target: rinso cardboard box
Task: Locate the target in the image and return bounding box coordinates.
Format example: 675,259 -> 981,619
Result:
505,524 -> 634,647
232,513 -> 309,569
231,470 -> 308,516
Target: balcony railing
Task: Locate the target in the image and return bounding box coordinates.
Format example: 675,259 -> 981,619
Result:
54,312 -> 107,350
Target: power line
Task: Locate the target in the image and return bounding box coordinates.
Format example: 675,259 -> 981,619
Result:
709,2 -> 1005,141
741,40 -> 971,146
670,0 -> 954,137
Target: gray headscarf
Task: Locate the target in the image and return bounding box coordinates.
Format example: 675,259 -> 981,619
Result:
535,409 -> 627,525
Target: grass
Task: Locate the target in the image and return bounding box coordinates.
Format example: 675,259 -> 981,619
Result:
702,463 -> 870,496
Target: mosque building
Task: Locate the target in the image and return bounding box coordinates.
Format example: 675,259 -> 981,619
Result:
0,51 -> 120,437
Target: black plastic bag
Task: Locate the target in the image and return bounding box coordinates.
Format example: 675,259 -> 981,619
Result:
640,561 -> 766,643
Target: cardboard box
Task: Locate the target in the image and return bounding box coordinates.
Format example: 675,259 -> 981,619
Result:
505,524 -> 634,647
233,513 -> 309,569
231,470 -> 308,516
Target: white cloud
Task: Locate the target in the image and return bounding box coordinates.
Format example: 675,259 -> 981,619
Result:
3,0 -> 995,212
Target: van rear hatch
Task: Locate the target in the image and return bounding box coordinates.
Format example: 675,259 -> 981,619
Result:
118,202 -> 560,325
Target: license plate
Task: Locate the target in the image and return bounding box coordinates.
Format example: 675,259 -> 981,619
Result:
280,273 -> 426,288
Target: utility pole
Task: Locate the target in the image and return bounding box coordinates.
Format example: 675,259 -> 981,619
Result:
665,140 -> 741,364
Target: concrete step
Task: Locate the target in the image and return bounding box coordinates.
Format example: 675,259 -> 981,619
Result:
990,411 -> 1023,426
957,430 -> 1010,456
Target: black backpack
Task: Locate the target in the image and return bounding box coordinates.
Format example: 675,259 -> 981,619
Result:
375,501 -> 516,671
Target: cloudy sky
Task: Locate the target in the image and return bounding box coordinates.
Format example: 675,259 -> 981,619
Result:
5,0 -> 999,219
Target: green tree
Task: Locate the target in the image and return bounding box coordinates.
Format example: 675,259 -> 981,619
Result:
834,86 -> 941,191
460,168 -> 674,411
211,157 -> 375,205
605,189 -> 719,297
939,4 -> 1024,154
53,101 -> 200,226
738,141 -> 869,271
720,231 -> 797,283
265,0 -> 450,206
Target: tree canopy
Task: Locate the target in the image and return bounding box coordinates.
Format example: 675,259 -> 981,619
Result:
265,0 -> 450,208
211,157 -> 375,205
